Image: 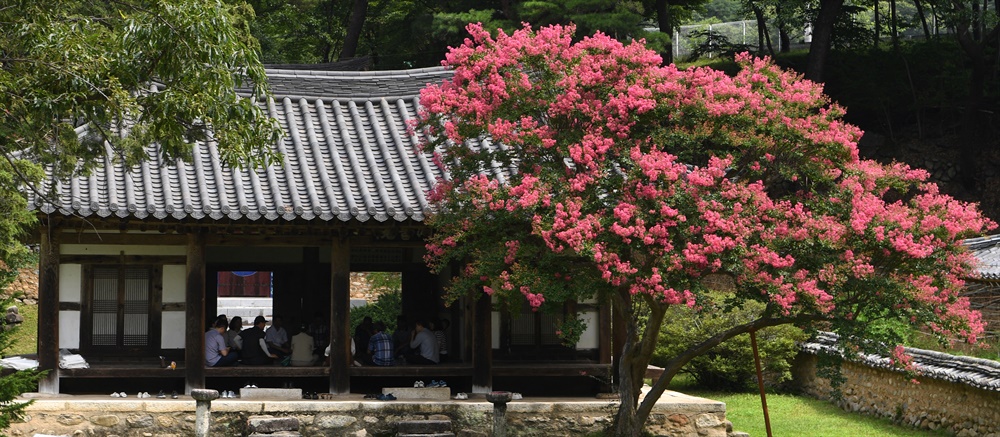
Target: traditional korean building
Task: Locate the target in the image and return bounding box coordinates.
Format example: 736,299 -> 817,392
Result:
28,67 -> 612,395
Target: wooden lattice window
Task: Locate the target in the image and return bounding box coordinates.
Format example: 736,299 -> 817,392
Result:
83,265 -> 161,354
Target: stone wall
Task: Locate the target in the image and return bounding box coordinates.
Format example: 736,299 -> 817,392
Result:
7,394 -> 736,437
793,333 -> 1000,437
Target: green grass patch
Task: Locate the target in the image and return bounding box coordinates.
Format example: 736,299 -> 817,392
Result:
665,375 -> 947,437
6,303 -> 37,356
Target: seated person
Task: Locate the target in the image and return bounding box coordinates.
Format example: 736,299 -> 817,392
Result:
236,316 -> 278,365
264,315 -> 291,358
406,320 -> 439,365
323,339 -> 357,366
205,318 -> 238,367
367,322 -> 394,366
290,324 -> 315,366
225,316 -> 243,351
391,316 -> 412,358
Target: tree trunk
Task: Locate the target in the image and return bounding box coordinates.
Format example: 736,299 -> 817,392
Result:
753,6 -> 775,56
805,0 -> 845,82
890,0 -> 899,51
611,292 -> 667,436
340,0 -> 369,61
656,0 -> 674,64
914,0 -> 932,40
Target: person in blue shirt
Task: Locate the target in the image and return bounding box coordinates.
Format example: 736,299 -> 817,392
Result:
205,318 -> 238,367
367,322 -> 394,366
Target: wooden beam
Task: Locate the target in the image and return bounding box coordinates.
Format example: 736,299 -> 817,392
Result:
37,225 -> 60,394
60,255 -> 186,265
184,232 -> 206,394
329,237 -> 351,394
472,293 -> 492,394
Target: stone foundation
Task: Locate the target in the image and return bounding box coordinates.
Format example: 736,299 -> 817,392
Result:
8,392 -> 735,437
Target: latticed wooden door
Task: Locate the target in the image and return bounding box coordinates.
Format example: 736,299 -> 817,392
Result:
86,266 -> 157,353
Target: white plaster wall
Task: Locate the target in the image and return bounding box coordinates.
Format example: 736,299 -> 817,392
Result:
161,311 -> 185,348
59,311 -> 80,349
162,265 -> 186,303
58,264 -> 82,304
61,244 -> 185,256
575,310 -> 599,350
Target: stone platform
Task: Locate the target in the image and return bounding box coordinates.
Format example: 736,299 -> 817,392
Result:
9,390 -> 736,437
240,387 -> 302,400
382,386 -> 450,400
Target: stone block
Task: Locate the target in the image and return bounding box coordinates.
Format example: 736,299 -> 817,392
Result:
248,415 -> 299,433
382,387 -> 450,400
240,388 -> 303,400
397,419 -> 452,433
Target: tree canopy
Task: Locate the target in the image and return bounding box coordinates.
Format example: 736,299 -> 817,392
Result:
417,23 -> 994,435
0,0 -> 280,426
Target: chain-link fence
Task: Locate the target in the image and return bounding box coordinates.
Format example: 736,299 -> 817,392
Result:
672,20 -> 803,61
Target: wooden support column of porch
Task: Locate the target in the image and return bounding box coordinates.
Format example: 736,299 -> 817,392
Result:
471,293 -> 492,394
37,225 -> 60,394
185,233 -> 207,394
329,237 -> 351,395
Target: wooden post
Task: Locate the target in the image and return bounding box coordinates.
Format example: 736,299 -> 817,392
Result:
472,293 -> 492,394
611,299 -> 627,390
329,237 -> 351,394
185,232 -> 207,394
37,224 -> 60,394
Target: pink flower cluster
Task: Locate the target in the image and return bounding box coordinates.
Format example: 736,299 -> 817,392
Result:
418,23 -> 995,346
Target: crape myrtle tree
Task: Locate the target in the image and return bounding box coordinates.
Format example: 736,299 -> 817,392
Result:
417,23 -> 994,436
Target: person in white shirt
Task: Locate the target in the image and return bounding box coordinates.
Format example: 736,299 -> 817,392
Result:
407,320 -> 439,364
290,324 -> 315,366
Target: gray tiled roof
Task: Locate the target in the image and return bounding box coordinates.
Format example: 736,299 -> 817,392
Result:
962,234 -> 1000,281
30,67 -> 455,223
801,332 -> 1000,392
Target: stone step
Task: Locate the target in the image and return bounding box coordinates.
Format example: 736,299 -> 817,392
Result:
241,387 -> 303,400
248,415 -> 300,433
383,386 -> 450,400
397,434 -> 455,437
248,433 -> 302,437
397,419 -> 452,434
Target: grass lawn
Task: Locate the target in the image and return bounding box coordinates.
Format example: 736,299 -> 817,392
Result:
666,376 -> 947,437
6,303 -> 37,356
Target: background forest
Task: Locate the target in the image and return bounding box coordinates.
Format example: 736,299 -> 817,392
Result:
240,0 -> 1000,222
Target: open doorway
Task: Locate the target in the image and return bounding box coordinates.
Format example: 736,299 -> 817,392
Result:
216,271 -> 274,330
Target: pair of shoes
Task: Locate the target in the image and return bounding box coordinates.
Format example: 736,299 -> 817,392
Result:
512,392 -> 523,400
110,392 -> 127,398
301,392 -> 318,400
156,391 -> 166,399
428,380 -> 447,388
376,393 -> 396,401
243,383 -> 257,388
220,390 -> 237,398
413,380 -> 425,388
171,391 -> 179,399
453,392 -> 468,400
137,392 -> 151,398
363,393 -> 379,399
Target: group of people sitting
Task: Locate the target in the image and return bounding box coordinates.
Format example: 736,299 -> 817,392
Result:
204,312 -> 451,368
204,313 -> 331,367
352,316 -> 449,367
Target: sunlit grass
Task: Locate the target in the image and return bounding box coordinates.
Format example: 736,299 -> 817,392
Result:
666,375 -> 947,437
6,303 -> 37,356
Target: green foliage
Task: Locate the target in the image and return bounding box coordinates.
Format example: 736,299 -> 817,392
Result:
654,295 -> 807,391
0,294 -> 43,433
349,287 -> 402,333
4,303 -> 36,357
684,29 -> 755,61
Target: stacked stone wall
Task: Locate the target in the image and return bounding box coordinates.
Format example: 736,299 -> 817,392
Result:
6,396 -> 734,437
793,354 -> 1000,436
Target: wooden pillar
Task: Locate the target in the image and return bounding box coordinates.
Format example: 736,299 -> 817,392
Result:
329,237 -> 351,394
37,225 -> 60,394
185,232 -> 207,394
611,299 -> 627,389
471,293 -> 492,394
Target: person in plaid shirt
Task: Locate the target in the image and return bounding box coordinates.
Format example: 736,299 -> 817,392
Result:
367,322 -> 395,366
